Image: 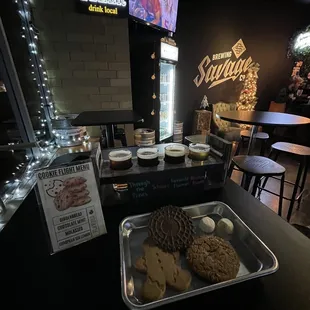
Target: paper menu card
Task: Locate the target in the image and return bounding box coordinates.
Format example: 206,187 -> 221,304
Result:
36,160 -> 107,253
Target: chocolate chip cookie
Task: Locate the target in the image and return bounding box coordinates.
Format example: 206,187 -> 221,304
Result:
186,236 -> 240,283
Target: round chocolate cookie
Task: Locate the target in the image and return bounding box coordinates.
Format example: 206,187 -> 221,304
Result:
186,236 -> 240,283
148,205 -> 194,252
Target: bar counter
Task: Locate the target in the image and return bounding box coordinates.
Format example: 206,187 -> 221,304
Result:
1,179 -> 310,308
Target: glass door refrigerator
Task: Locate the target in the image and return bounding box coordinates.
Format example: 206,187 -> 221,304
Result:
131,35 -> 178,143
158,42 -> 178,142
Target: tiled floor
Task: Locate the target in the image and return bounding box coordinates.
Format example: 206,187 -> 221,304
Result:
231,148 -> 310,227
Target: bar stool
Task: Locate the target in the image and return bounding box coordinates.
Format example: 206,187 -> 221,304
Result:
233,155 -> 286,216
259,142 -> 310,221
228,130 -> 269,177
240,130 -> 269,156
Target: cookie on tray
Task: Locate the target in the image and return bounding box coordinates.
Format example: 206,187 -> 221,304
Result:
135,238 -> 191,302
148,205 -> 195,252
186,236 -> 240,283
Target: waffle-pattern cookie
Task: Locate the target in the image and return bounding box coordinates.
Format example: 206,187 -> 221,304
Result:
148,206 -> 195,252
186,236 -> 240,283
135,238 -> 191,302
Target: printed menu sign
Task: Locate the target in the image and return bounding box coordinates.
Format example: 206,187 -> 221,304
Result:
36,161 -> 107,253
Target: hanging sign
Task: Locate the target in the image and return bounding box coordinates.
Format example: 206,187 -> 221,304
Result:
77,0 -> 128,17
161,42 -> 179,62
36,160 -> 107,254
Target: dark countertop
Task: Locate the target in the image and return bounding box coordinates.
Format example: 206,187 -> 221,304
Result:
1,179 -> 310,308
218,111 -> 310,126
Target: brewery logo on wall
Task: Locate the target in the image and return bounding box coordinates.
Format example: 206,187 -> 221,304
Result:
194,39 -> 259,89
77,0 -> 128,17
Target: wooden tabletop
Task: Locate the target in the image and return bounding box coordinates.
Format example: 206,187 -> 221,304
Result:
2,179 -> 310,308
71,110 -> 144,126
218,111 -> 310,126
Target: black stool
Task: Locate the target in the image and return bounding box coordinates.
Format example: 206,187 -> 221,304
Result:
259,142 -> 310,221
233,155 -> 286,216
241,130 -> 269,156
228,131 -> 269,177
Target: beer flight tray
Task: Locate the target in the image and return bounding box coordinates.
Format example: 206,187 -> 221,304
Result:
99,138 -> 232,203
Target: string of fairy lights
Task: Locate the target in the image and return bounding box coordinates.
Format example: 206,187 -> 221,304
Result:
17,0 -> 90,148
3,0 -> 77,200
1,0 -> 54,200
17,0 -> 56,142
2,0 -> 93,201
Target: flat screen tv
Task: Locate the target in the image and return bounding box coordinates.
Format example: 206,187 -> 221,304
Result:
129,0 -> 179,32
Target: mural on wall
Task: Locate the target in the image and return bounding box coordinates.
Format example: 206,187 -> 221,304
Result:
193,39 -> 260,90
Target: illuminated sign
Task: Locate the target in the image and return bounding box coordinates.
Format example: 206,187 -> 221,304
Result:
294,31 -> 310,51
77,0 -> 128,17
161,42 -> 179,62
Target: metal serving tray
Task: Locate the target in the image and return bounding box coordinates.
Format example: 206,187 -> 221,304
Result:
119,201 -> 278,309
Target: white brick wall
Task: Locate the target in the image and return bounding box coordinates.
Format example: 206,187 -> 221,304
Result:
32,0 -> 133,122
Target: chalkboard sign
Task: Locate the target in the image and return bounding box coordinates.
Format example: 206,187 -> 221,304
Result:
127,170 -> 206,200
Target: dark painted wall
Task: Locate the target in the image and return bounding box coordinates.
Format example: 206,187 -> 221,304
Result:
174,0 -> 310,134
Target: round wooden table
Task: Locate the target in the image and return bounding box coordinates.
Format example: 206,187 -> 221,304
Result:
217,111 -> 310,154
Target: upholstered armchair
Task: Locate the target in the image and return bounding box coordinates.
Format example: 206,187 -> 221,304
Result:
212,102 -> 241,142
